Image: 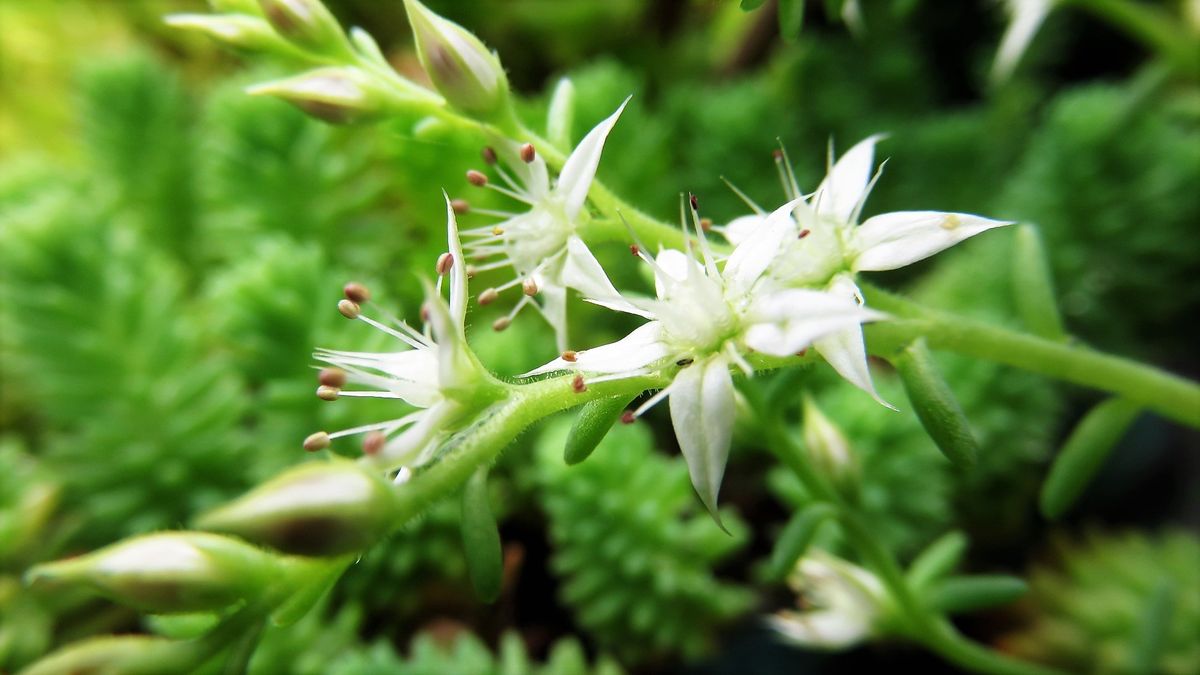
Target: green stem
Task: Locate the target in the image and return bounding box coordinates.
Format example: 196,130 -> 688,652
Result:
862,286 -> 1200,428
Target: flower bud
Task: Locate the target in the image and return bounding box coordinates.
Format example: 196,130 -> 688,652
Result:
210,0 -> 263,14
403,0 -> 510,118
165,14 -> 292,53
25,532 -> 278,614
801,395 -> 858,493
258,0 -> 349,56
20,636 -> 193,675
194,459 -> 397,556
247,67 -> 385,124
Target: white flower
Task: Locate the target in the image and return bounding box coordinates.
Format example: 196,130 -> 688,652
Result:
991,0 -> 1055,83
769,550 -> 885,650
312,195 -> 494,473
723,136 -> 1011,403
525,199 -> 882,519
459,99 -> 630,350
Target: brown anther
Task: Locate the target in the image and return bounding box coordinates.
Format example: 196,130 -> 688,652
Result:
318,367 -> 347,388
561,350 -> 578,362
798,229 -> 811,239
451,198 -> 470,215
630,244 -> 641,257
303,431 -> 331,452
796,348 -> 808,357
481,146 -> 497,165
478,288 -> 499,306
689,193 -> 699,211
620,411 -> 636,425
420,303 -> 431,323
519,143 -> 536,163
337,299 -> 361,319
466,169 -> 488,187
492,317 -> 511,332
571,374 -> 587,393
343,282 -> 370,303
436,252 -> 454,276
522,278 -> 539,296
772,149 -> 784,161
466,265 -> 478,279
491,226 -> 505,236
699,217 -> 712,232
316,385 -> 340,401
362,431 -> 386,456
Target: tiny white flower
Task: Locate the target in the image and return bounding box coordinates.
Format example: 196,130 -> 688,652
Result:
313,195 -> 495,472
991,0 -> 1056,83
722,137 -> 1011,403
526,199 -> 882,519
769,550 -> 885,650
459,99 -> 630,350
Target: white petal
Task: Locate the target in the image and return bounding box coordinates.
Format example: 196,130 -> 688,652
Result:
814,135 -> 884,223
670,355 -> 735,521
991,0 -> 1053,83
653,248 -> 692,295
769,611 -> 871,650
814,275 -> 892,408
852,211 -> 1012,271
722,198 -> 802,294
316,348 -> 440,407
561,236 -> 652,319
520,321 -> 669,377
537,281 -> 569,353
744,289 -> 883,357
443,192 -> 468,326
721,214 -> 766,245
557,96 -> 630,219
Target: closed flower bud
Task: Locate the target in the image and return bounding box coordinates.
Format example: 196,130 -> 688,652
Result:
25,532 -> 278,614
258,0 -> 349,56
194,459 -> 397,556
403,0 -> 510,118
802,395 -> 858,494
247,67 -> 384,124
210,0 -> 263,14
165,14 -> 292,53
20,636 -> 193,675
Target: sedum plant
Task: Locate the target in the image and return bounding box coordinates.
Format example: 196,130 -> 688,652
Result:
11,1 -> 1200,673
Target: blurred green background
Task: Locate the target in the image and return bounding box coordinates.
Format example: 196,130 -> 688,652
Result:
1,1 -> 1197,673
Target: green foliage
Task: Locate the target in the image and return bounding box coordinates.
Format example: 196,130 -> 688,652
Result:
1002,530 -> 1200,675
533,418 -> 753,662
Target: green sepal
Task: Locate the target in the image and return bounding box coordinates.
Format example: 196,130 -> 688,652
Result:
765,503 -> 836,581
461,467 -> 503,603
895,339 -> 979,468
906,530 -> 968,590
1040,397 -> 1140,520
928,574 -> 1028,614
546,78 -> 576,152
565,395 -> 634,466
1013,224 -> 1067,342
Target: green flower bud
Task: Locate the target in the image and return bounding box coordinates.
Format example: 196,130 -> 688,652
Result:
165,14 -> 293,53
20,636 -> 193,675
25,532 -> 278,614
210,0 -> 263,14
257,0 -> 349,56
247,67 -> 390,123
195,459 -> 397,556
802,395 -> 859,494
403,0 -> 510,119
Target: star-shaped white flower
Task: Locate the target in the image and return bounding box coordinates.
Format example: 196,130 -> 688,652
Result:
460,99 -> 631,350
526,199 -> 883,520
768,550 -> 885,650
311,195 -> 493,473
722,136 -> 1012,404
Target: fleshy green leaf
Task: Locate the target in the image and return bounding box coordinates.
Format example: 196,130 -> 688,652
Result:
461,467 -> 503,603
1040,397 -> 1140,520
565,395 -> 635,465
895,340 -> 979,468
1013,223 -> 1066,341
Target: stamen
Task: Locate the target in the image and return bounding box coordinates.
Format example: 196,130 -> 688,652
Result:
630,244 -> 640,257
481,146 -> 497,165
328,412 -> 423,440
726,343 -> 753,376
561,350 -> 578,362
687,192 -> 720,277
436,252 -> 454,276
316,385 -> 340,401
336,390 -> 407,399
940,213 -> 961,230
620,411 -> 636,424
798,229 -> 811,239
492,317 -> 511,331
318,367 -> 347,388
478,288 -> 499,305
522,278 -> 539,296
699,217 -> 712,232
520,143 -> 535,163
632,384 -> 674,417
343,282 -> 370,303
848,159 -> 888,225
492,226 -> 505,236
393,466 -> 413,485
362,431 -> 386,456
303,431 -> 330,452
451,199 -> 470,214
337,299 -> 361,319
469,259 -> 516,274
571,374 -> 587,393
466,169 -> 488,186
470,207 -> 518,219
721,176 -> 766,215
776,141 -> 802,202
355,313 -> 427,350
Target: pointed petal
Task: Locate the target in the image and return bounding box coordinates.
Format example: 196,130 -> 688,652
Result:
558,96 -> 630,219
723,198 -> 803,294
443,191 -> 468,326
670,356 -> 735,524
768,610 -> 871,650
537,281 -> 570,353
991,0 -> 1052,83
316,348 -> 441,407
744,289 -> 884,357
562,236 -> 652,318
721,213 -> 767,246
814,135 -> 884,223
812,275 -> 892,408
852,211 -> 1012,271
421,278 -> 473,389
520,321 -> 669,377
653,248 -> 692,297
